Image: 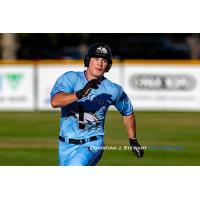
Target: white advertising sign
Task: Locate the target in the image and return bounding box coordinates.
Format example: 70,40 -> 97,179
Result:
104,64 -> 122,85
0,65 -> 34,110
124,64 -> 200,111
37,64 -> 83,110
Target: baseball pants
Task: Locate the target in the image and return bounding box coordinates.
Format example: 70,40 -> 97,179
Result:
58,136 -> 104,166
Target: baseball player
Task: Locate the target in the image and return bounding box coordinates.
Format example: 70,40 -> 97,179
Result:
50,43 -> 144,166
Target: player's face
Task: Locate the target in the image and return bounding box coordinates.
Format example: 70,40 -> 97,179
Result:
87,57 -> 108,78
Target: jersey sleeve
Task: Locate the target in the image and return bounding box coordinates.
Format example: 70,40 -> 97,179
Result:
50,71 -> 76,99
114,86 -> 134,116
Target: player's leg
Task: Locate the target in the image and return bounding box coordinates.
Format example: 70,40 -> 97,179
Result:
66,139 -> 104,166
66,146 -> 103,166
58,140 -> 79,166
88,148 -> 104,166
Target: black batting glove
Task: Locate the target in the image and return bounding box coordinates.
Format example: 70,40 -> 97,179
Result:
129,138 -> 144,158
76,79 -> 100,99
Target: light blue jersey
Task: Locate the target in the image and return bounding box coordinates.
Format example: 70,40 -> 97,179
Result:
50,70 -> 134,165
51,70 -> 133,138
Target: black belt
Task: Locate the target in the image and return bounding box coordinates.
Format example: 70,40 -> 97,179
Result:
59,136 -> 98,145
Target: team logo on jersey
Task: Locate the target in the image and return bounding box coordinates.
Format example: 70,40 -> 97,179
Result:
68,110 -> 100,130
96,46 -> 108,55
82,93 -> 110,111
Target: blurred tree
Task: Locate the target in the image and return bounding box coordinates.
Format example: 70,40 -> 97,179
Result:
0,33 -> 195,60
187,34 -> 200,59
0,33 -> 18,59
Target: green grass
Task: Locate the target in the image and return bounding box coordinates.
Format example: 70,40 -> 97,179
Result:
0,111 -> 200,166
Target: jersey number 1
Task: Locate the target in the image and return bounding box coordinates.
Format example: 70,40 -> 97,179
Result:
78,105 -> 85,129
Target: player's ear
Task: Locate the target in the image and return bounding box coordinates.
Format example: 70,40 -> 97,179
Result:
105,64 -> 111,72
84,56 -> 90,67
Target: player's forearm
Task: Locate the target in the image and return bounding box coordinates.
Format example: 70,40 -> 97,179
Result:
51,92 -> 78,108
124,114 -> 144,157
123,114 -> 136,139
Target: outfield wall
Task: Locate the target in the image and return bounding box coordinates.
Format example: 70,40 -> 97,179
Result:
0,60 -> 200,111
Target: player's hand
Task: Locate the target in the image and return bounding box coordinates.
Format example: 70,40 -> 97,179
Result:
129,138 -> 144,158
76,79 -> 100,99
